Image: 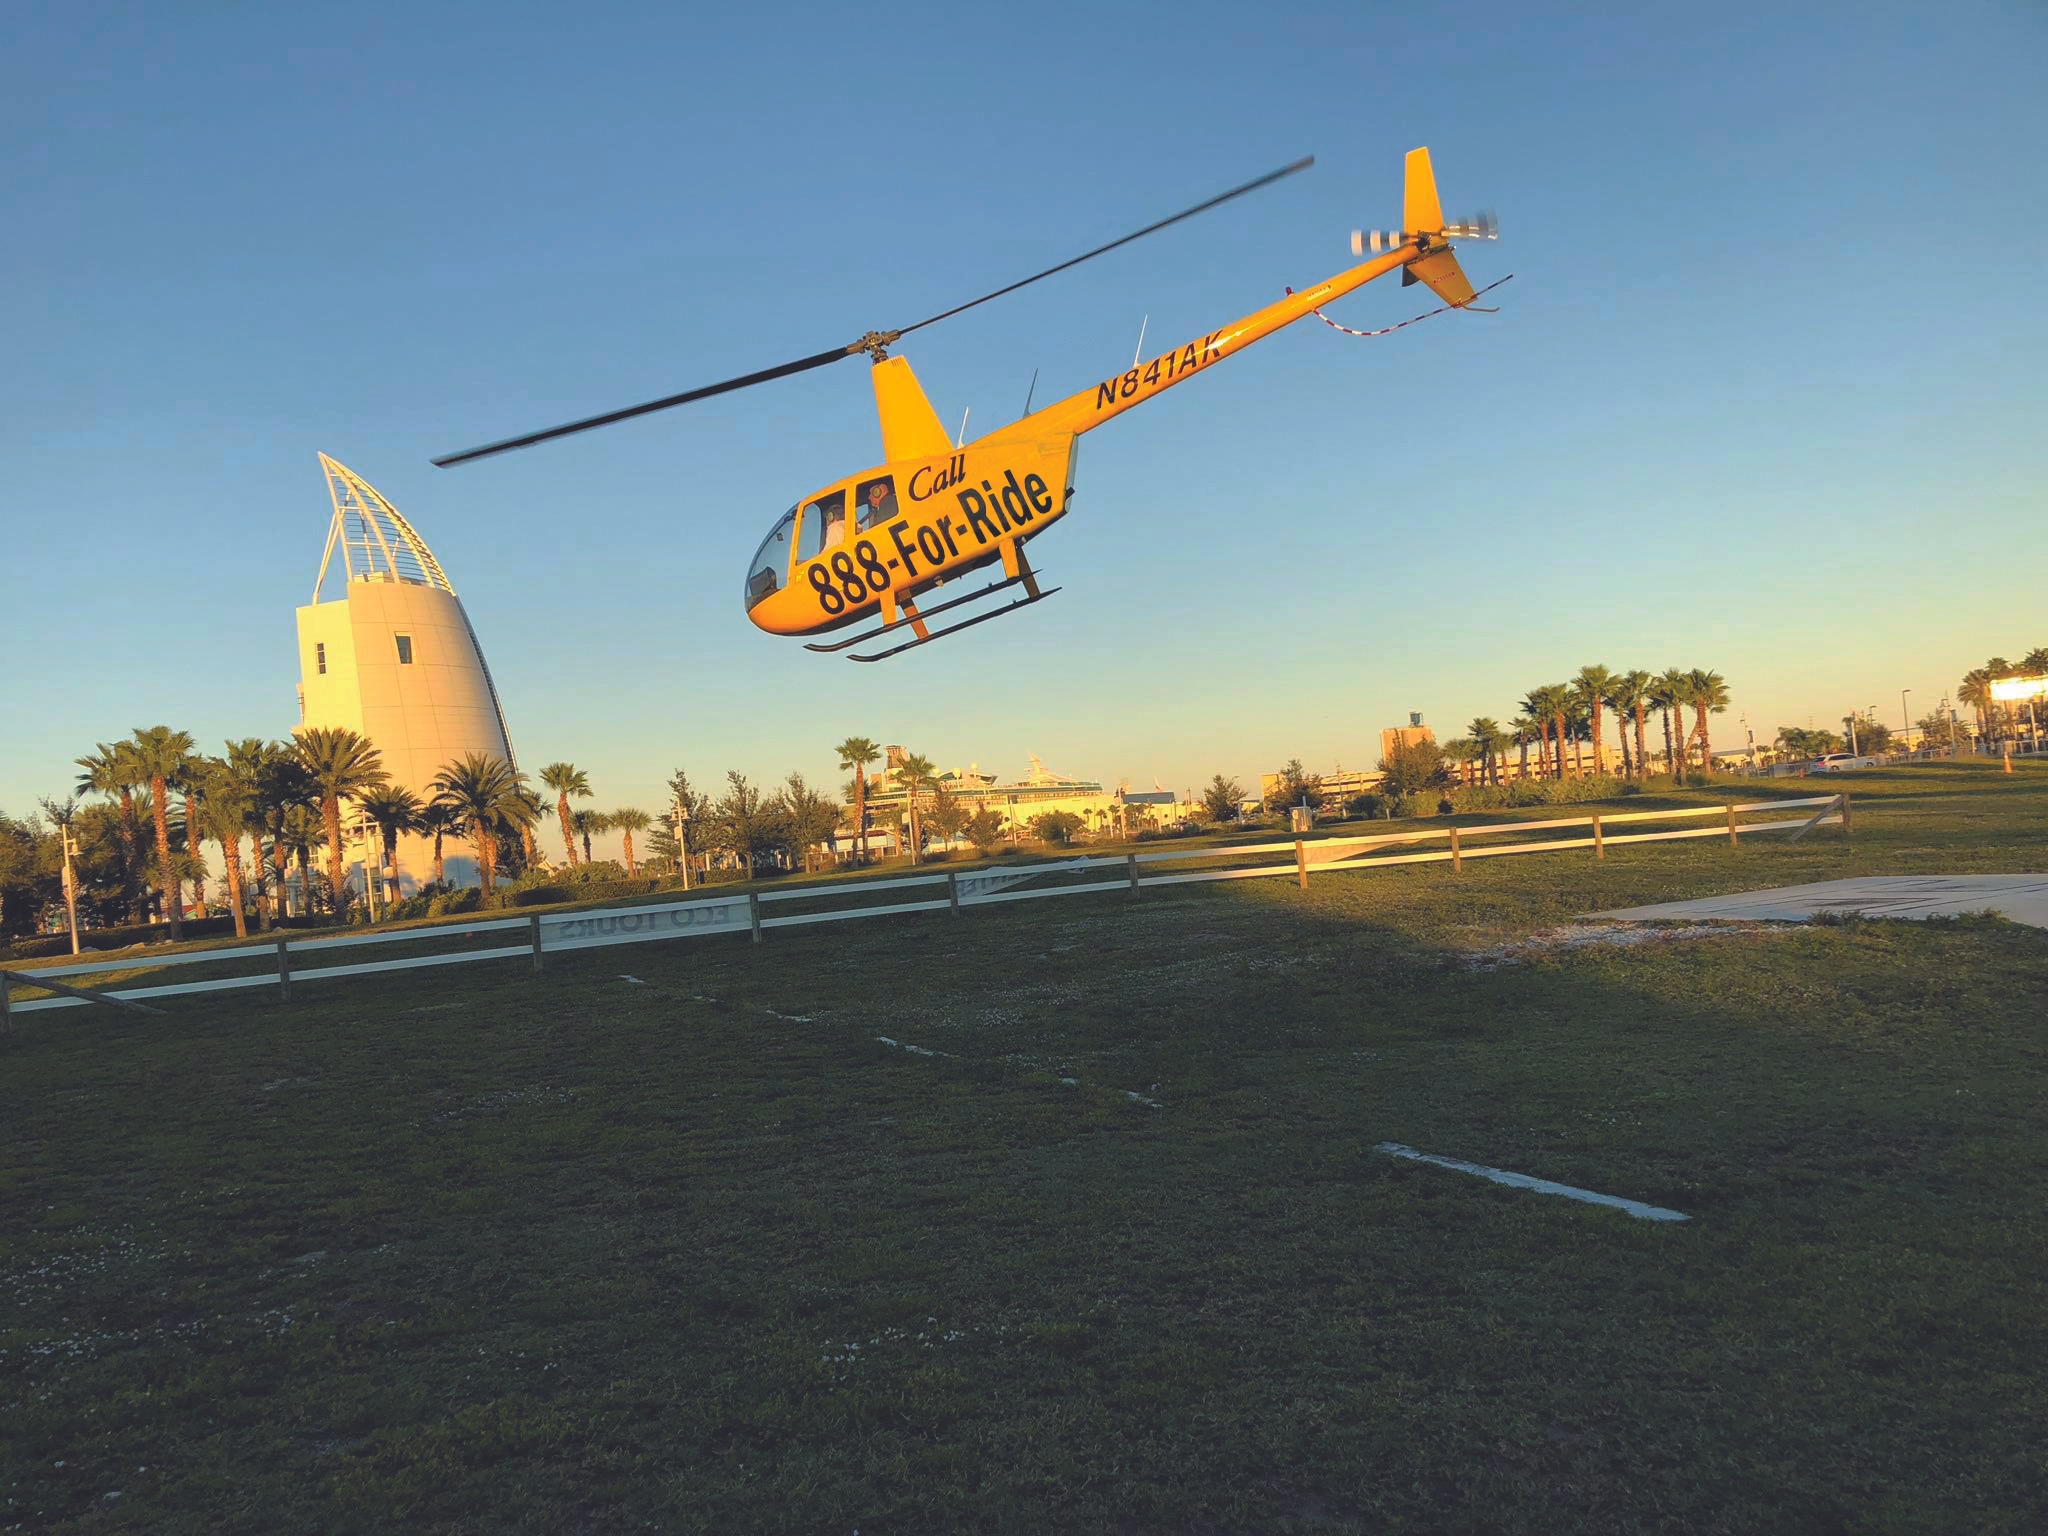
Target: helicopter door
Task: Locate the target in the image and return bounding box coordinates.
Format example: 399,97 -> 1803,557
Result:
745,507 -> 797,609
796,489 -> 849,562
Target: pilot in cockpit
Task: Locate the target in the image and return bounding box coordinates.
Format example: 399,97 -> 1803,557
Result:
857,478 -> 897,531
823,503 -> 846,547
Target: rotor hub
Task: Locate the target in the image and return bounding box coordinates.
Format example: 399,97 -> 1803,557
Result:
853,330 -> 902,363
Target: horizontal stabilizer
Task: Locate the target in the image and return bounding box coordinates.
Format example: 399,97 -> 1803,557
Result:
1405,248 -> 1478,307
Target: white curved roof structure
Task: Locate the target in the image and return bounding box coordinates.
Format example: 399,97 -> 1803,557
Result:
312,452 -> 457,600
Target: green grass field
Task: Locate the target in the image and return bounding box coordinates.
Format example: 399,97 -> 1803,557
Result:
5,761 -> 2045,1532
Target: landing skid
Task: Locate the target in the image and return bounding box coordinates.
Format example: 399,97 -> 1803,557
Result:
803,572 -> 1058,660
848,585 -> 1061,662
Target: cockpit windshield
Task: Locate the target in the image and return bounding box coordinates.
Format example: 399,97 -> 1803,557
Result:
745,508 -> 796,609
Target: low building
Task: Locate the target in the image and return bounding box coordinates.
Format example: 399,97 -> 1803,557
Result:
856,752 -> 1190,845
1258,766 -> 1385,807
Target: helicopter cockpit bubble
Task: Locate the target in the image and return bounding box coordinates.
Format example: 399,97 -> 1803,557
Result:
745,507 -> 797,610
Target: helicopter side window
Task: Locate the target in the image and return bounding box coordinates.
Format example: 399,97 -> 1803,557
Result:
745,508 -> 797,609
796,491 -> 847,561
855,475 -> 898,532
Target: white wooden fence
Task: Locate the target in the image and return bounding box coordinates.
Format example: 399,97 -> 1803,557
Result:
0,794 -> 1847,1019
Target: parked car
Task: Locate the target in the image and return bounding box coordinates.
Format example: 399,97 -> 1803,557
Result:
1813,753 -> 1874,772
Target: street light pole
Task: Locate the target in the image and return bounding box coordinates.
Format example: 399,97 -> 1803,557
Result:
1901,688 -> 1912,741
673,799 -> 692,891
60,828 -> 82,956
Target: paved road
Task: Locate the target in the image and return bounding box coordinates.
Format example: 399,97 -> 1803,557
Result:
1592,875 -> 2048,930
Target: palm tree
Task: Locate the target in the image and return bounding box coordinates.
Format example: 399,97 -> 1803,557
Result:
573,808 -> 607,865
1527,685 -> 1571,779
1959,667 -> 1993,739
1654,670 -> 1693,783
511,786 -> 543,874
76,741 -> 146,922
1687,669 -> 1731,771
357,784 -> 424,902
893,752 -> 938,864
1562,701 -> 1590,778
173,760 -> 207,916
836,738 -> 881,862
538,763 -> 592,867
1573,665 -> 1616,776
224,739 -> 276,928
193,758 -> 252,939
417,800 -> 461,884
1618,669 -> 1654,781
609,808 -> 651,876
127,726 -> 195,938
429,753 -> 528,899
1600,673 -> 1640,778
1443,737 -> 1480,788
1486,720 -> 1516,786
292,727 -> 389,910
256,749 -> 318,918
278,805 -> 326,917
1465,719 -> 1493,786
1509,713 -> 1540,781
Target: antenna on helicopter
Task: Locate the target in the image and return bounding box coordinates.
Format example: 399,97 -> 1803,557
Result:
955,406 -> 971,449
1019,366 -> 1039,420
1132,314 -> 1148,367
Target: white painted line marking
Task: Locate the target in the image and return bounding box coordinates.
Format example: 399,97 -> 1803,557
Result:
875,1036 -> 947,1057
1376,1142 -> 1688,1222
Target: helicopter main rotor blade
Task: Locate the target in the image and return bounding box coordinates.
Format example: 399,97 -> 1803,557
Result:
431,344 -> 857,467
895,155 -> 1314,339
432,155 -> 1313,468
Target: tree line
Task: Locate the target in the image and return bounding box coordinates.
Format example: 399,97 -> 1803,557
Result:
0,727 -> 900,944
1960,649 -> 2048,739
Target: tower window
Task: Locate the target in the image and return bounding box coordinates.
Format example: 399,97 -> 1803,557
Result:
315,642 -> 327,675
395,634 -> 414,665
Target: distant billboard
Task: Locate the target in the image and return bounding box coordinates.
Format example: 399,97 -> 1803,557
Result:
1990,675 -> 2048,702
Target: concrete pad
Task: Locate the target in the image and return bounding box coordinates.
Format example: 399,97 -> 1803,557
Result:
1591,875 -> 2048,929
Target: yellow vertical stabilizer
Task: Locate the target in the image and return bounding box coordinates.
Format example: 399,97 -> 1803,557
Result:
1401,146 -> 1479,307
871,356 -> 955,462
1403,147 -> 1446,237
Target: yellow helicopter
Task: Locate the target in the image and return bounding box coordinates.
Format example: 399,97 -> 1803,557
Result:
436,148 -> 1499,661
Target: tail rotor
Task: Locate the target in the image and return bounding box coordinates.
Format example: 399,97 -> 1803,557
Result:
1350,210 -> 1498,257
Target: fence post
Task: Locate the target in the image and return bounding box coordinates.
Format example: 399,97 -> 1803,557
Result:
1449,826 -> 1462,873
1839,792 -> 1852,835
1126,854 -> 1141,898
1295,839 -> 1308,890
276,934 -> 292,1003
1726,805 -> 1739,846
1592,813 -> 1604,861
0,968 -> 10,1031
947,871 -> 961,916
748,892 -> 763,945
529,913 -> 544,973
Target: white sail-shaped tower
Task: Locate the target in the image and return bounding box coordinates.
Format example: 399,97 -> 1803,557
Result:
296,455 -> 515,894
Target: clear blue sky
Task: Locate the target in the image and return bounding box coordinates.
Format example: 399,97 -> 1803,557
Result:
5,0 -> 2044,823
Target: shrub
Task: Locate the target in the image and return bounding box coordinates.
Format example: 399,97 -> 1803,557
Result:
508,884 -> 572,908
0,913 -> 325,960
500,876 -> 666,909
